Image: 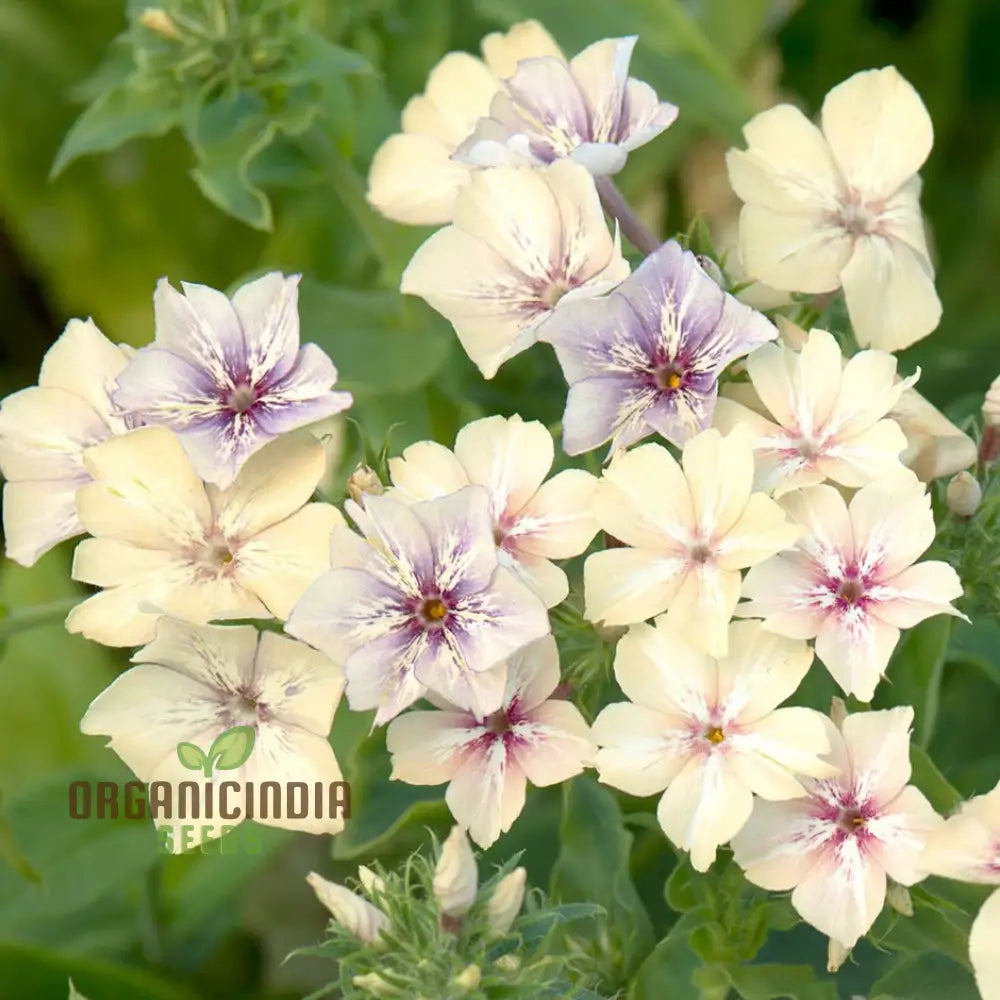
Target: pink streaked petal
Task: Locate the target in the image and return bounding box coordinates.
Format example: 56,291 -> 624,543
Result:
814,611 -> 900,701
738,552 -> 830,635
446,740 -> 527,849
848,474 -> 935,578
511,700 -> 593,786
840,706 -> 914,807
732,797 -> 824,891
870,560 -> 966,628
779,484 -> 855,576
503,634 -> 560,713
386,710 -> 476,785
509,468 -> 600,559
592,701 -> 692,796
866,784 -> 942,886
656,753 -> 755,872
790,841 -> 886,949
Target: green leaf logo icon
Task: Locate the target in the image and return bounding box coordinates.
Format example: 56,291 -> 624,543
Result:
175,725 -> 255,777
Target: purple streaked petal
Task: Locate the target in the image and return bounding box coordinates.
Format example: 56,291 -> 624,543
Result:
619,79 -> 679,152
408,486 -> 497,600
353,493 -> 435,597
568,37 -> 635,144
230,272 -> 301,383
413,631 -> 509,718
342,629 -> 429,726
154,278 -> 245,379
561,373 -> 658,456
112,347 -> 220,427
253,389 -> 354,437
710,291 -> 780,369
642,380 -> 718,447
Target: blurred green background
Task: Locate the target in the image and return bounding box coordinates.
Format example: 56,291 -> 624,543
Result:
1,1 -> 999,998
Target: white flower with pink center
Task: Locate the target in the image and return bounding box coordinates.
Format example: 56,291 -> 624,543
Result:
385,635 -> 593,848
733,706 -> 942,950
923,779 -> 1000,1000
713,328 -> 918,495
592,618 -> 834,871
388,414 -> 599,608
738,474 -> 966,701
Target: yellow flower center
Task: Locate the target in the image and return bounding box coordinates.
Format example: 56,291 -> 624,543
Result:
422,598 -> 448,622
705,726 -> 725,744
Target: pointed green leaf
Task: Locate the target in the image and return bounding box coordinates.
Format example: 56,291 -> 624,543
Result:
207,726 -> 255,771
176,742 -> 207,771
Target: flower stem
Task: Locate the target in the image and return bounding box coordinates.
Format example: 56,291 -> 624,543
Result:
595,178 -> 662,256
0,596 -> 80,640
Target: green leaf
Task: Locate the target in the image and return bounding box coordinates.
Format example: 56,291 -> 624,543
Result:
297,281 -> 452,397
52,83 -> 180,177
869,951 -> 979,1000
727,963 -> 839,1000
207,725 -> 256,771
0,790 -> 41,885
0,941 -> 198,1000
910,743 -> 963,813
551,777 -> 655,979
274,34 -> 374,85
175,743 -> 207,772
628,911 -> 708,1000
875,616 -> 952,746
949,618 -> 1000,687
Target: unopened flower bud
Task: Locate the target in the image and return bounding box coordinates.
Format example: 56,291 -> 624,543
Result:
829,696 -> 848,728
348,463 -> 384,505
827,937 -> 849,973
433,826 -> 478,917
358,864 -> 386,896
138,8 -> 182,40
946,471 -> 981,518
695,254 -> 725,288
352,973 -> 399,997
306,872 -> 388,943
984,374 -> 1000,428
451,965 -> 482,993
495,954 -> 521,973
486,867 -> 526,934
886,882 -> 913,917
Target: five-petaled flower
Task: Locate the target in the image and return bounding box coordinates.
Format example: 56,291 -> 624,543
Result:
386,635 -> 592,848
922,778 -> 1000,1000
388,414 -> 599,608
584,428 -> 800,655
81,617 -> 346,849
727,66 -> 940,352
286,486 -> 551,726
0,318 -> 132,567
455,36 -> 677,178
113,272 -> 352,487
540,240 -> 777,456
401,161 -> 629,379
714,328 -> 918,495
593,619 -> 835,871
733,706 -> 942,951
66,427 -> 343,647
367,20 -> 562,225
737,474 -> 966,701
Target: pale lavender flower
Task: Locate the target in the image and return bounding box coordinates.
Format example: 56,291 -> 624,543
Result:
285,486 -> 551,726
113,272 -> 353,486
454,36 -> 678,177
540,240 -> 778,456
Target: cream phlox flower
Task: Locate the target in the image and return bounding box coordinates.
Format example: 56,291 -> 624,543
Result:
306,871 -> 389,943
0,318 -> 131,566
713,328 -> 917,495
385,635 -> 593,848
66,426 -> 342,647
433,825 -> 478,917
388,414 -> 599,607
401,161 -> 629,379
367,20 -> 562,225
727,67 -> 940,351
922,779 -> 1000,1000
738,474 -> 966,701
584,428 -> 801,655
733,706 -> 942,950
286,486 -> 550,726
891,386 -> 976,482
81,617 -> 346,848
593,619 -> 834,871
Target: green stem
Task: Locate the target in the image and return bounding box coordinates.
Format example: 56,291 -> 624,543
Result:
0,596 -> 79,640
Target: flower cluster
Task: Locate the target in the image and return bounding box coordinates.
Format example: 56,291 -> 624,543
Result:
5,15 -> 998,997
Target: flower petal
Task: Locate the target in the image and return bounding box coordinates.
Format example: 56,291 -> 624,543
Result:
841,705 -> 914,806
446,741 -> 527,848
584,547 -> 687,626
512,699 -> 592,785
389,441 -> 470,501
593,702 -> 689,797
387,710 -> 474,785
970,889 -> 1000,1000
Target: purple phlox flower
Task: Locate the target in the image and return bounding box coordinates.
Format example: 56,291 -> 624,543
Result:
453,36 -> 678,177
285,485 -> 551,727
539,239 -> 778,456
113,271 -> 353,486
